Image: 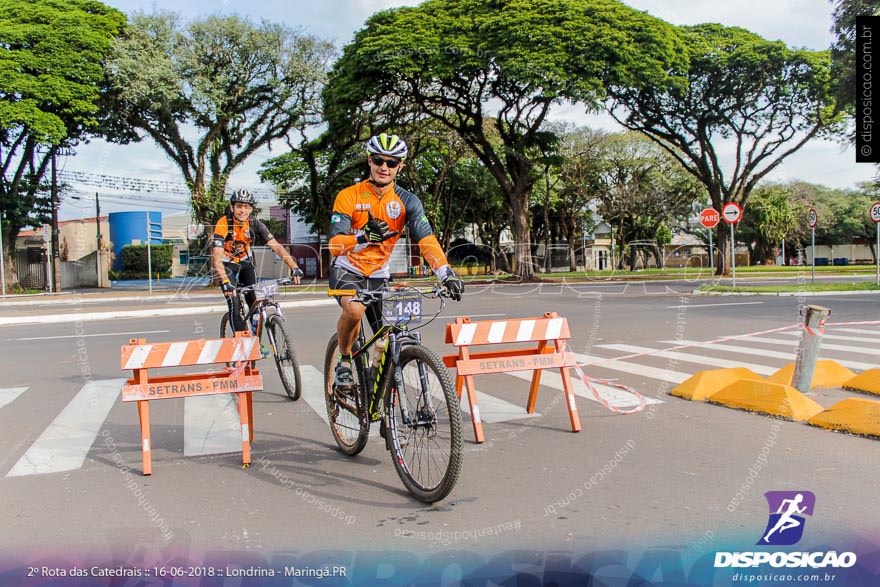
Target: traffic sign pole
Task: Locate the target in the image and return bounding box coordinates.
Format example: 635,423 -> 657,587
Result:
807,207 -> 818,286
730,222 -> 736,288
811,228 -> 816,285
721,202 -> 743,286
872,202 -> 880,286
699,207 -> 721,274
708,228 -> 714,273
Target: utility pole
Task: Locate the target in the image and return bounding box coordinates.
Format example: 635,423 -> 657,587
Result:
95,192 -> 103,287
50,150 -> 62,292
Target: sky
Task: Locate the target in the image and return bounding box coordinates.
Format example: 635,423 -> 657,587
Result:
60,0 -> 872,220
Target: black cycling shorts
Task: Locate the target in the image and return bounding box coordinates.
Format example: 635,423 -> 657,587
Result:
329,265 -> 387,334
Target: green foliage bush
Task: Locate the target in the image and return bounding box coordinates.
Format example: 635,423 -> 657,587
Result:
121,244 -> 173,273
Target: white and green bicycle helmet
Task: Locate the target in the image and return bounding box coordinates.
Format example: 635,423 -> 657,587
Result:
366,133 -> 408,159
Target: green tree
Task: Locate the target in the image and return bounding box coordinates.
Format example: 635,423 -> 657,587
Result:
555,126 -> 606,271
0,0 -> 125,288
326,0 -> 686,280
737,185 -> 797,264
595,133 -> 701,270
606,24 -> 844,275
105,13 -> 334,228
831,0 -> 880,134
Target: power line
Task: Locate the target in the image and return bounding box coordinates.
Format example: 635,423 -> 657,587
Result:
58,170 -> 278,200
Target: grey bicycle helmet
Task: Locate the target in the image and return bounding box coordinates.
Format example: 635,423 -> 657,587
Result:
230,188 -> 256,205
366,133 -> 408,159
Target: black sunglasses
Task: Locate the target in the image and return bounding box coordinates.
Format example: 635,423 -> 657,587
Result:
370,155 -> 401,168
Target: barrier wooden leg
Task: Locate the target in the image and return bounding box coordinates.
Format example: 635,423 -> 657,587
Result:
247,391 -> 254,443
463,375 -> 484,443
559,367 -> 581,433
527,370 -> 543,414
455,373 -> 463,400
137,400 -> 152,475
237,392 -> 251,466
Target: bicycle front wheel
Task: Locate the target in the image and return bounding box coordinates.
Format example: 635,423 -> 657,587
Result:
324,334 -> 369,456
266,314 -> 302,400
388,344 -> 462,503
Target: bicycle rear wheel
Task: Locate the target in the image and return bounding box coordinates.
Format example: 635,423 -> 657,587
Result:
324,334 -> 369,456
266,314 -> 302,400
388,344 -> 462,503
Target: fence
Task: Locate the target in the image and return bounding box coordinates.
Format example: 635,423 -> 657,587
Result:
14,249 -> 47,290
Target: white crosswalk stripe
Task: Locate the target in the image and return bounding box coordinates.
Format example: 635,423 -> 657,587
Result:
297,365 -> 376,438
660,340 -> 876,371
596,344 -> 778,376
742,335 -> 880,357
7,379 -> 124,477
572,352 -> 690,384
184,394 -> 242,456
456,385 -> 542,423
0,387 -> 28,410
776,330 -> 880,344
505,369 -> 663,408
833,327 -> 880,336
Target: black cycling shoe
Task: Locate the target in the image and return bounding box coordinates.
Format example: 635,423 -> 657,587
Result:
334,360 -> 355,393
379,419 -> 387,439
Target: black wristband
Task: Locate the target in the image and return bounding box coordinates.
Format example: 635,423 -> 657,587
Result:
356,234 -> 368,244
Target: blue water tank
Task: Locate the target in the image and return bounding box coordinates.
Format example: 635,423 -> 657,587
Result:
109,211 -> 162,270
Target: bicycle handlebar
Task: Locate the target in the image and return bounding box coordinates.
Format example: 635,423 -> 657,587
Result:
233,277 -> 292,292
327,284 -> 449,304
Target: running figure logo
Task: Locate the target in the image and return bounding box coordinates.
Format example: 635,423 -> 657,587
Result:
759,491 -> 816,546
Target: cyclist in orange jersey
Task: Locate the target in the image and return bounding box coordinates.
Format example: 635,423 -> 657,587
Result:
212,189 -> 303,333
328,133 -> 464,390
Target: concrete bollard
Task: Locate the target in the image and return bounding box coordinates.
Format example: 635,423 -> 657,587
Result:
792,305 -> 831,393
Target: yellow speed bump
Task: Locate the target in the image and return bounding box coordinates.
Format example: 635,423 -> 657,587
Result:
843,369 -> 880,396
670,367 -> 763,401
708,380 -> 824,421
808,398 -> 880,438
767,360 -> 857,389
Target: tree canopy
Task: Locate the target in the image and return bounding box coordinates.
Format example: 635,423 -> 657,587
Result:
325,0 -> 686,278
0,0 -> 125,288
105,12 -> 334,227
606,23 -> 843,274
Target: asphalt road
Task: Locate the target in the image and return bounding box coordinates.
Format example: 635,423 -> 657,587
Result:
0,281 -> 878,574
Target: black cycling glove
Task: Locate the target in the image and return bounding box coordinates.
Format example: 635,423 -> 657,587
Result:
358,212 -> 398,244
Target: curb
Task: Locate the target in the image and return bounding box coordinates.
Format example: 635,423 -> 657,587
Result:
694,289 -> 880,297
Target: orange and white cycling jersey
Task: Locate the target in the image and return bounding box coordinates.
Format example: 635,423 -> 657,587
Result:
328,180 -> 448,278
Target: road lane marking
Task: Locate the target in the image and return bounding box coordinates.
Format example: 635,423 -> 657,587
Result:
0,387 -> 28,410
7,379 -> 124,477
0,299 -> 336,326
15,330 -> 170,341
596,344 -> 778,376
661,340 -> 876,371
666,302 -> 765,309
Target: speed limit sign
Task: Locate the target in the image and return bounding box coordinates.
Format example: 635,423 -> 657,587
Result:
807,208 -> 818,229
870,201 -> 880,223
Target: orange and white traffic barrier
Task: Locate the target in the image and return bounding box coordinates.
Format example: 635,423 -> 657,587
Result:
120,334 -> 262,475
444,312 -> 580,443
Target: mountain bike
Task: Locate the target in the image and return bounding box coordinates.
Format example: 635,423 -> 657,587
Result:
221,277 -> 302,400
324,283 -> 462,503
